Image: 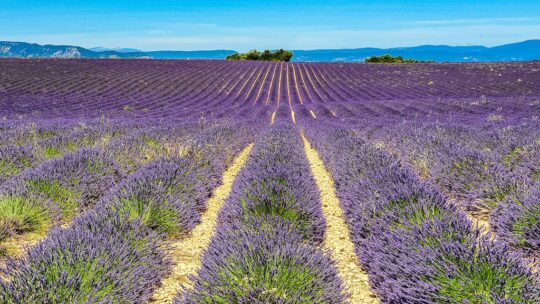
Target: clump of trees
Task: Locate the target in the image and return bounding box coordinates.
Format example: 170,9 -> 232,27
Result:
365,54 -> 434,63
226,49 -> 293,62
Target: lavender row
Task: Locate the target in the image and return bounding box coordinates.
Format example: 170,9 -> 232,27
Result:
104,124 -> 193,174
0,121 -> 253,302
0,122 -> 130,185
179,124 -> 347,303
0,121 -> 200,250
0,120 -> 75,147
0,207 -> 169,303
367,118 -> 540,259
304,122 -> 539,303
492,186 -> 540,262
0,122 -> 167,249
0,149 -> 123,249
97,120 -> 253,237
2,59 -> 539,120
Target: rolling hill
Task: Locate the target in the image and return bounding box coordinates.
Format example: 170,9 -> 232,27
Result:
1,40 -> 539,62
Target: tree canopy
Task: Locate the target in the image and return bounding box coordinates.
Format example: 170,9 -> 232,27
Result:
365,54 -> 434,63
226,49 -> 293,62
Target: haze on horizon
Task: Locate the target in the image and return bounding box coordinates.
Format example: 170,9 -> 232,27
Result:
2,0 -> 540,52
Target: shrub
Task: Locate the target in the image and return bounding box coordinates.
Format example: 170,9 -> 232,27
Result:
0,209 -> 169,303
179,219 -> 346,304
492,185 -> 540,258
226,49 -> 293,62
101,158 -> 209,237
365,54 -> 434,63
0,145 -> 36,184
0,196 -> 51,237
0,149 -> 122,240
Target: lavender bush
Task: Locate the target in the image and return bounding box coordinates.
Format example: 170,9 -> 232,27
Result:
0,145 -> 36,184
0,149 -> 123,240
98,158 -> 209,236
304,122 -> 540,303
181,219 -> 345,304
180,124 -> 346,303
0,208 -> 170,303
492,185 -> 540,260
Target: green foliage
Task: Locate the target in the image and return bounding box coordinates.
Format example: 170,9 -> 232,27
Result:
43,146 -> 63,159
226,49 -> 293,62
0,196 -> 51,236
433,257 -> 534,304
533,170 -> 540,180
115,197 -> 181,236
365,54 -> 434,63
0,160 -> 22,177
511,207 -> 540,246
240,178 -> 311,238
482,183 -> 519,210
36,130 -> 57,140
206,257 -> 322,303
65,141 -> 79,152
141,135 -> 161,149
502,146 -> 526,166
41,256 -> 118,302
25,179 -> 79,218
391,204 -> 449,232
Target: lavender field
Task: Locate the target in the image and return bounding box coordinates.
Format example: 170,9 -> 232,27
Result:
0,58 -> 539,303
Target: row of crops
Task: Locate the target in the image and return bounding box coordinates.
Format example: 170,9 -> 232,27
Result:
304,122 -> 539,303
0,119 -> 255,302
365,116 -> 540,262
181,125 -> 347,303
1,116 -> 538,302
0,59 -> 539,303
1,59 -> 538,120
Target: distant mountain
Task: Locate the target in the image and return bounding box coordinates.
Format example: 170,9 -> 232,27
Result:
291,40 -> 540,62
1,40 -> 539,62
0,42 -> 149,59
146,50 -> 236,60
89,47 -> 144,53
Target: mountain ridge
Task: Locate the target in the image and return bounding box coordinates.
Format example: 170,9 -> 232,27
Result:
1,40 -> 539,62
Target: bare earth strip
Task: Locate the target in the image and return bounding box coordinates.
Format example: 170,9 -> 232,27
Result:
302,134 -> 379,304
2,232 -> 43,257
149,144 -> 254,303
0,231 -> 45,270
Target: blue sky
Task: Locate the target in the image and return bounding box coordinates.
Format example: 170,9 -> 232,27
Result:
2,0 -> 540,51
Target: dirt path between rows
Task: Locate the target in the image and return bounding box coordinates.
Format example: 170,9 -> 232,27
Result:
149,144 -> 253,304
302,134 -> 379,304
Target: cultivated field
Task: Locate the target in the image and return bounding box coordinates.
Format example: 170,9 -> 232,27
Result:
0,58 -> 539,303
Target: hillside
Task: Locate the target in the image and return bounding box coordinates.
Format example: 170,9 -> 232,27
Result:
1,40 -> 540,62
0,41 -> 149,59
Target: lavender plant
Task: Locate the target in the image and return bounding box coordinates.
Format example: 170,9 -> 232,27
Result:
304,122 -> 540,303
492,185 -> 540,260
99,121 -> 252,237
180,124 -> 346,303
0,208 -> 170,303
180,219 -> 345,304
0,149 -> 123,240
0,145 -> 36,184
99,157 -> 210,237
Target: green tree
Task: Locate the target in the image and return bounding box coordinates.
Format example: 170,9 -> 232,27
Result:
226,53 -> 242,60
365,54 -> 433,63
225,49 -> 293,62
260,50 -> 273,61
245,49 -> 261,60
